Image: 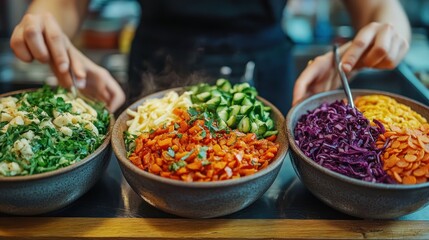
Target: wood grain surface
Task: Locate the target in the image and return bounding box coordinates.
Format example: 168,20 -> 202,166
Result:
1,218 -> 429,239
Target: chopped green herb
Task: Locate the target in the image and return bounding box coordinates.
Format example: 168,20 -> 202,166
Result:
201,159 -> 211,166
168,162 -> 180,171
250,158 -> 259,166
174,123 -> 180,130
0,86 -> 109,176
188,107 -> 198,117
198,125 -> 207,138
180,149 -> 195,161
124,131 -> 138,156
168,160 -> 187,172
177,160 -> 187,167
198,146 -> 208,159
177,133 -> 183,139
167,147 -> 175,157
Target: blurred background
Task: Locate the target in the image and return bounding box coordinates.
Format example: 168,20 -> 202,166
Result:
1,0 -> 429,98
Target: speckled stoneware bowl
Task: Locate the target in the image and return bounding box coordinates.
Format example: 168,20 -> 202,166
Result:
112,88 -> 288,218
286,89 -> 429,219
0,89 -> 113,215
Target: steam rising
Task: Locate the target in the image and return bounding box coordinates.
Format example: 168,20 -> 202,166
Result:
136,53 -> 216,99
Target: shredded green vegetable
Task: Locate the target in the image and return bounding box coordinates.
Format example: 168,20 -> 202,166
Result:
0,86 -> 109,176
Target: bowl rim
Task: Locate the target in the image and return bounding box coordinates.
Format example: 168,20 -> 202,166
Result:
286,89 -> 429,190
112,87 -> 288,188
0,88 -> 114,182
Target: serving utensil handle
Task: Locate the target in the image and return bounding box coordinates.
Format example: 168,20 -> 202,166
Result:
333,44 -> 355,109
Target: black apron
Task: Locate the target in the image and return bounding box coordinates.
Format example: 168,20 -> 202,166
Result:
127,0 -> 293,114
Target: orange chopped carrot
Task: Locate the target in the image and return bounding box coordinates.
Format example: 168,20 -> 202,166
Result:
378,124 -> 429,184
158,138 -> 172,149
127,107 -> 279,182
265,135 -> 277,142
186,161 -> 202,170
149,164 -> 162,174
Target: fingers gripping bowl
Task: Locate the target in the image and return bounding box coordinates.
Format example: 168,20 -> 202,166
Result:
0,87 -> 113,215
112,80 -> 288,218
286,89 -> 429,219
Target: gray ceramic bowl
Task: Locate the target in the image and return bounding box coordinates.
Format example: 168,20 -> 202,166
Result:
112,88 -> 288,218
286,89 -> 429,219
0,89 -> 113,215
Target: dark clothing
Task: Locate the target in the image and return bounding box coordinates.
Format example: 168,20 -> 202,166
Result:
138,0 -> 286,34
127,0 -> 294,114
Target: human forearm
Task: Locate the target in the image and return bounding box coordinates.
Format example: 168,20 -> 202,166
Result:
26,0 -> 89,38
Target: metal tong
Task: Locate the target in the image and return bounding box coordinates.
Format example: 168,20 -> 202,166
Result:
333,44 -> 355,109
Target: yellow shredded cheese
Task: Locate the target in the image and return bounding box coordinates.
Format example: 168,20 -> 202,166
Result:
126,91 -> 193,135
355,95 -> 427,129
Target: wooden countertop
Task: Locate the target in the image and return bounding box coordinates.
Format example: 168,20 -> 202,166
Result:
1,218 -> 429,239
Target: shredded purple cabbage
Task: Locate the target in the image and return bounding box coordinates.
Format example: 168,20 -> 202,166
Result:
294,100 -> 394,183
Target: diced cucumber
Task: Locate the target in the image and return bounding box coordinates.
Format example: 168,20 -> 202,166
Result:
217,110 -> 229,122
243,87 -> 257,98
238,116 -> 251,133
248,111 -> 257,121
263,130 -> 278,138
229,105 -> 241,116
257,124 -> 267,136
216,78 -> 228,87
254,118 -> 265,127
191,94 -> 200,103
232,92 -> 245,105
262,111 -> 270,121
265,118 -> 274,130
206,97 -> 221,111
189,85 -> 199,94
219,96 -> 229,106
197,83 -> 212,93
226,115 -> 238,128
218,119 -> 228,130
221,83 -> 232,92
263,106 -> 271,112
196,92 -> 211,102
235,82 -> 251,92
217,78 -> 232,92
235,114 -> 244,123
242,97 -> 253,106
251,122 -> 259,133
190,79 -> 277,139
211,89 -> 222,97
253,104 -> 262,114
240,105 -> 252,115
216,106 -> 228,113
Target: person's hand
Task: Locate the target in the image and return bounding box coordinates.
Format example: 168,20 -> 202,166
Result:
292,22 -> 409,106
10,13 -> 125,112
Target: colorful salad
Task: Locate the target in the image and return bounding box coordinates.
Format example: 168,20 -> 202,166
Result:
295,95 -> 429,185
125,79 -> 279,182
0,86 -> 110,176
